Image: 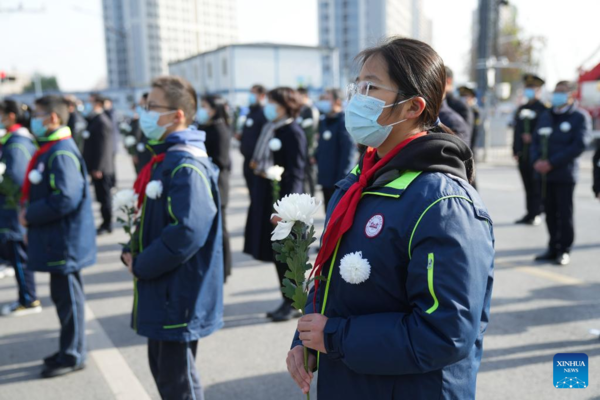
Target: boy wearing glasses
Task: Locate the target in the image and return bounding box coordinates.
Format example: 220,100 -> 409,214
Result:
21,95 -> 96,378
121,76 -> 223,399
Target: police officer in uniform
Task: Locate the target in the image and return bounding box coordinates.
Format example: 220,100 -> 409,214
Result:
513,74 -> 548,225
297,87 -> 320,196
531,80 -> 591,266
240,84 -> 268,194
314,88 -> 357,210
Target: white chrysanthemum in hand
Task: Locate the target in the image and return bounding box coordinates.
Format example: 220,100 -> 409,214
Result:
124,136 -> 137,148
146,180 -> 163,200
265,165 -> 284,182
560,121 -> 571,132
269,138 -> 282,152
301,118 -> 314,128
538,127 -> 552,137
28,170 -> 43,185
113,189 -> 138,212
339,251 -> 371,284
271,194 -> 321,241
0,162 -> 6,176
519,109 -> 536,119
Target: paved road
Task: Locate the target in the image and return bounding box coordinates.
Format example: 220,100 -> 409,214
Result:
0,149 -> 599,400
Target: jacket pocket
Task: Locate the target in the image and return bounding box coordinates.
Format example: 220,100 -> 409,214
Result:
425,253 -> 439,314
163,270 -> 191,330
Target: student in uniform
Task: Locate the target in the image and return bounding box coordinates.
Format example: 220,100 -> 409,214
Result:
594,140 -> 600,200
21,95 -> 97,378
512,74 -> 548,226
531,81 -> 591,266
458,85 -> 482,189
0,100 -> 41,317
286,37 -> 494,400
83,94 -> 115,235
314,88 -> 356,210
445,67 -> 474,131
121,76 -> 223,400
196,94 -> 232,282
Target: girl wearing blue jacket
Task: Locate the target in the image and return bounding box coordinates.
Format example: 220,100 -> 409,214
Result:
287,37 -> 495,399
0,100 -> 40,317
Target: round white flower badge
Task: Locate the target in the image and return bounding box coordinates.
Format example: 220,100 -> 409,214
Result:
28,170 -> 43,185
82,130 -> 90,139
269,138 -> 282,152
339,251 -> 371,284
322,130 -> 332,141
246,118 -> 254,127
145,180 -> 163,200
365,214 -> 384,238
136,143 -> 146,153
560,121 -> 571,132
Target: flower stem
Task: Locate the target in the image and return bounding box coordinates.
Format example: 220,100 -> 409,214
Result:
304,346 -> 310,400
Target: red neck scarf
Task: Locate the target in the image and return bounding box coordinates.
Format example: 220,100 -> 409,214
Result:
133,153 -> 166,208
310,132 -> 427,308
20,135 -> 70,205
0,124 -> 23,150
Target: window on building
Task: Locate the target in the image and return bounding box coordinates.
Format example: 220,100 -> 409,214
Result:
207,62 -> 213,78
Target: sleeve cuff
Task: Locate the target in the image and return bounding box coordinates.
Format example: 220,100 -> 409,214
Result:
324,317 -> 346,360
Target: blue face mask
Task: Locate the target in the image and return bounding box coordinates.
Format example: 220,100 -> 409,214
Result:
524,88 -> 536,100
315,100 -> 333,114
196,108 -> 210,124
0,121 -> 5,130
139,109 -> 175,140
552,92 -> 569,108
81,102 -> 93,117
344,94 -> 412,148
248,93 -> 257,106
263,103 -> 279,122
31,117 -> 48,137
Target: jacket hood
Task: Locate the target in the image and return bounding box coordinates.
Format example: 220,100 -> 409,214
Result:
372,132 -> 473,184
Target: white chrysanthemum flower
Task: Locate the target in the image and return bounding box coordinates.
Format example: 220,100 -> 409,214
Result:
269,138 -> 282,152
271,220 -> 295,241
339,251 -> 371,284
112,189 -> 138,212
538,127 -> 553,137
0,162 -> 6,176
560,121 -> 571,132
265,165 -> 284,182
272,193 -> 321,226
322,130 -> 332,141
145,180 -> 163,200
124,136 -> 137,148
301,118 -> 314,128
136,143 -> 146,153
82,130 -> 90,139
28,170 -> 43,185
519,109 -> 536,119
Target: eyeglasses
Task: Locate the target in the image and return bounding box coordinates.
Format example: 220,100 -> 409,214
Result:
346,81 -> 406,101
144,103 -> 177,112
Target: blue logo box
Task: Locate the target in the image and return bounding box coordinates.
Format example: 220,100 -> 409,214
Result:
554,353 -> 588,389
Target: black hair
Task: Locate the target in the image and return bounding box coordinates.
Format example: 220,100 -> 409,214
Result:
34,95 -> 69,125
0,99 -> 31,128
445,66 -> 454,80
202,94 -> 230,127
297,87 -> 308,96
251,85 -> 266,95
267,87 -> 302,118
324,88 -> 343,102
152,76 -> 198,125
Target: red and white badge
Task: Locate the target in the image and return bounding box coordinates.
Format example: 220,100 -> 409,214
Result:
365,214 -> 384,238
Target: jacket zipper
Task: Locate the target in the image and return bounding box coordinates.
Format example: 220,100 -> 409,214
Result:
426,253 -> 439,314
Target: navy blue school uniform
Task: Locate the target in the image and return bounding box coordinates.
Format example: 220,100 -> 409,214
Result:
25,126 -> 96,367
315,112 -> 356,209
439,98 -> 471,145
593,142 -> 600,197
0,127 -> 38,308
240,105 -> 267,191
531,103 -> 591,255
513,99 -> 549,220
293,133 -> 495,399
128,129 -> 223,400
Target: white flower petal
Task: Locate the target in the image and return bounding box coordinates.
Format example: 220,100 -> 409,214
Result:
271,220 -> 294,241
124,136 -> 137,147
560,121 -> 571,132
28,170 -> 42,185
269,138 -> 282,152
145,180 -> 163,199
265,165 -> 285,181
339,251 -> 371,284
136,143 -> 146,152
113,189 -> 138,212
538,127 -> 553,137
272,193 -> 321,226
0,162 -> 6,176
301,118 -> 314,128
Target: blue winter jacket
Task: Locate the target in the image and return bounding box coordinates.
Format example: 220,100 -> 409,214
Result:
25,126 -> 97,274
315,112 -> 356,188
131,129 -> 224,342
531,103 -> 592,184
293,133 -> 495,400
0,128 -> 36,242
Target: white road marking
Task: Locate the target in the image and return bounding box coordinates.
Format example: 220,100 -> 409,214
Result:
514,266 -> 584,286
85,305 -> 152,400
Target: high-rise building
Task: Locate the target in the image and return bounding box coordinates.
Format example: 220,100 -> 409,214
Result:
102,0 -> 238,88
318,0 -> 432,85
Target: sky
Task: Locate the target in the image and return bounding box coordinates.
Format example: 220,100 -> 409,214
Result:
1,0 -> 599,92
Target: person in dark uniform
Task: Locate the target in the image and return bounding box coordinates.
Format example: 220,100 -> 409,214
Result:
439,97 -> 471,145
445,67 -> 474,131
196,94 -> 232,282
83,94 -> 115,234
0,100 -> 41,317
594,139 -> 600,200
512,74 -> 548,225
297,87 -> 320,196
240,85 -> 268,194
131,93 -> 151,174
458,85 -> 483,189
314,88 -> 356,210
64,96 -> 87,154
531,81 -> 591,266
248,87 -> 306,322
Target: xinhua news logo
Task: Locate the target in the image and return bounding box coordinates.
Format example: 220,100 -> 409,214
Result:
553,353 -> 588,389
